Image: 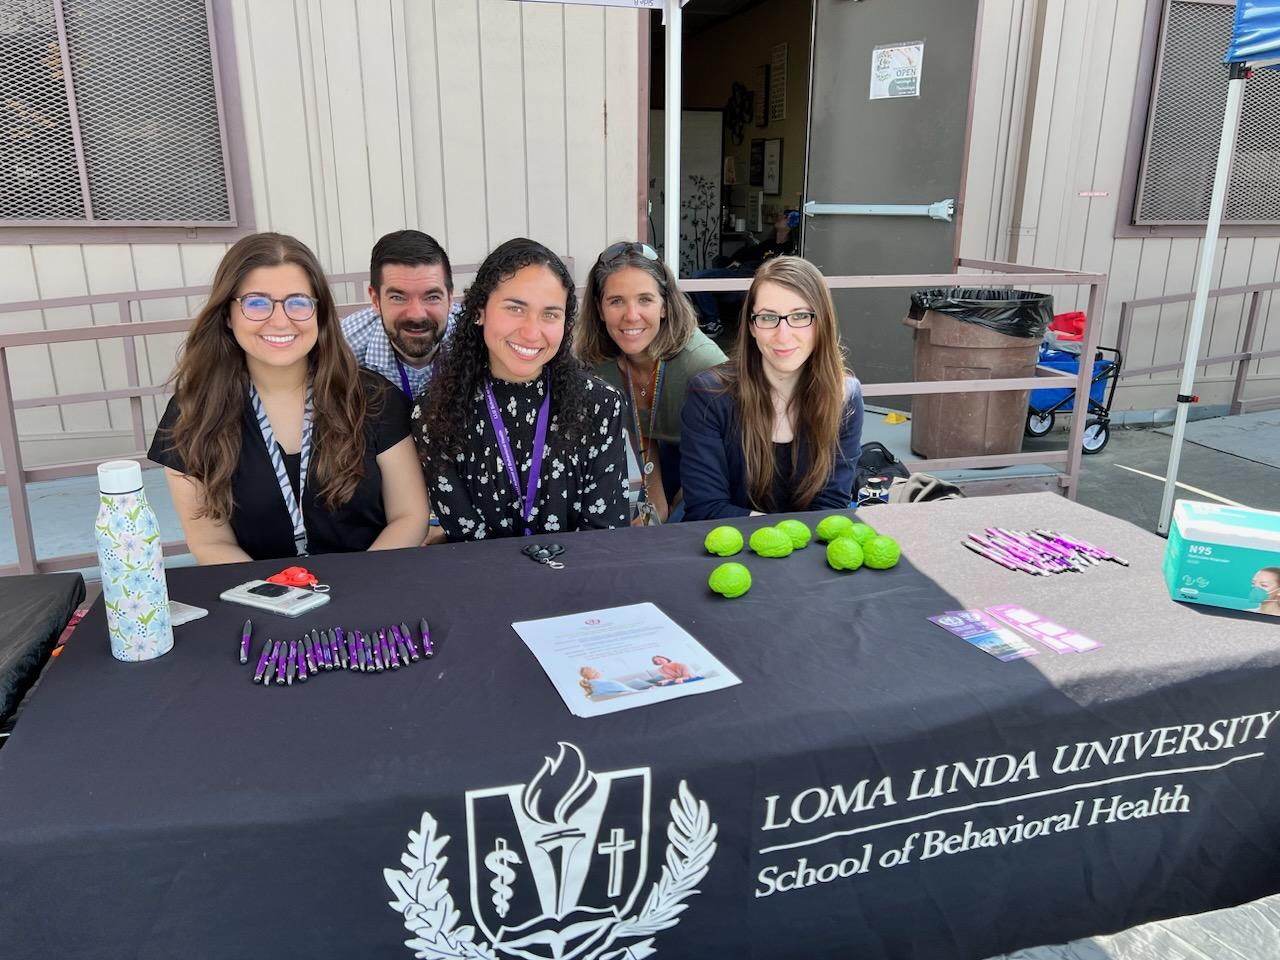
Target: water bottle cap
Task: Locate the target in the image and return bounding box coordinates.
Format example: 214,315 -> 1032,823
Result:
98,459 -> 143,494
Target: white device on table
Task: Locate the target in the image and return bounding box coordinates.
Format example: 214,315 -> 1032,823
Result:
169,601 -> 209,626
219,580 -> 330,617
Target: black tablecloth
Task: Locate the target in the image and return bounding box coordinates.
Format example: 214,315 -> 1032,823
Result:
0,572 -> 84,726
0,494 -> 1276,960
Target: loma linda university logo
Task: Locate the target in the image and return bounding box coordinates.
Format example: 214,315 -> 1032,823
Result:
385,742 -> 718,960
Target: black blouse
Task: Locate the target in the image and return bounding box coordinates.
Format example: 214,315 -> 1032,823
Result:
149,373 -> 413,560
413,374 -> 630,542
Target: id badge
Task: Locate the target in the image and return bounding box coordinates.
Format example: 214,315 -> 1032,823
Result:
638,500 -> 663,526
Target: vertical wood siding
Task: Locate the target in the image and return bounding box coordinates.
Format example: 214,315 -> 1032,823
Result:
0,0 -> 642,460
961,0 -> 1280,410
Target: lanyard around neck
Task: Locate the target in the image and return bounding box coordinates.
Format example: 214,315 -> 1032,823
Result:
394,355 -> 414,400
249,382 -> 313,556
623,359 -> 665,488
482,378 -> 552,537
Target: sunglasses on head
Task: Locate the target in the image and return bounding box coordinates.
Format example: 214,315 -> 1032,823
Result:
597,241 -> 660,265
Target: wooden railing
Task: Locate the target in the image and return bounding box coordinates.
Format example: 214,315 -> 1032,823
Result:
0,257 -> 1104,576
1115,280 -> 1280,416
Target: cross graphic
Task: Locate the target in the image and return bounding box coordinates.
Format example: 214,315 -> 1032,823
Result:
596,827 -> 636,898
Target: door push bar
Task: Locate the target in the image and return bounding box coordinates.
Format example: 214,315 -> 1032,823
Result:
802,198 -> 955,222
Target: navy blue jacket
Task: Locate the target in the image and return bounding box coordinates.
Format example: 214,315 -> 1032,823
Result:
679,371 -> 864,521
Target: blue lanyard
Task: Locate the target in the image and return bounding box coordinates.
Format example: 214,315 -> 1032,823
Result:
482,379 -> 552,537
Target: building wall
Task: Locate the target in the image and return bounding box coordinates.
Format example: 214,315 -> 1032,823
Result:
0,0 -> 643,465
961,0 -> 1280,411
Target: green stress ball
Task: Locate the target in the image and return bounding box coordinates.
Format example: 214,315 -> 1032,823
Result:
864,535 -> 902,570
776,519 -> 812,549
704,525 -> 744,557
845,522 -> 877,546
816,514 -> 855,543
709,562 -> 752,598
749,526 -> 794,558
826,537 -> 865,571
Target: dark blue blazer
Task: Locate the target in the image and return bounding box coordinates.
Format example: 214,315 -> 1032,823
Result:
679,371 -> 864,521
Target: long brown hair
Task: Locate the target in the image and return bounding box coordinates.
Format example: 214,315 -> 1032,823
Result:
717,256 -> 850,511
575,243 -> 699,364
167,232 -> 371,523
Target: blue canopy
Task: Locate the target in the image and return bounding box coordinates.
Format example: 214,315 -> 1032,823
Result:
1226,0 -> 1280,63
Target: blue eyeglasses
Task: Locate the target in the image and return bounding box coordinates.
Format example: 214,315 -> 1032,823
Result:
234,293 -> 317,322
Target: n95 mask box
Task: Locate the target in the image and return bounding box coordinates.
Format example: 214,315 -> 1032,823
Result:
1164,500 -> 1280,618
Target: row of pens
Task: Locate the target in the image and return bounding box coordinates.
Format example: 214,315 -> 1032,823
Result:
238,619 -> 435,686
962,528 -> 1129,577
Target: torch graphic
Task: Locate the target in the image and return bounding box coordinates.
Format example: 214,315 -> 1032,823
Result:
520,742 -> 598,919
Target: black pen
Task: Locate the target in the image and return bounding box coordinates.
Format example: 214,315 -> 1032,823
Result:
239,619 -> 253,664
302,633 -> 317,673
252,638 -> 273,683
274,640 -> 287,685
364,632 -> 376,673
346,629 -> 360,672
311,629 -> 329,670
335,627 -> 349,669
381,628 -> 399,669
372,631 -> 384,672
286,640 -> 298,686
328,629 -> 341,668
420,618 -> 434,659
355,630 -> 368,672
296,638 -> 309,683
399,621 -> 421,661
265,640 -> 282,688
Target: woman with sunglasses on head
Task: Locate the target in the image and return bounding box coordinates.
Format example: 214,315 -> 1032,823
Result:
415,238 -> 630,541
680,256 -> 863,521
576,242 -> 725,525
149,232 -> 430,563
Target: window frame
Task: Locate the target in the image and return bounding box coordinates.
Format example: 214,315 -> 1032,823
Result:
0,0 -> 255,244
1116,0 -> 1280,239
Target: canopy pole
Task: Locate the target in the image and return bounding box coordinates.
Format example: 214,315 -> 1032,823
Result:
663,0 -> 682,275
1158,62 -> 1250,534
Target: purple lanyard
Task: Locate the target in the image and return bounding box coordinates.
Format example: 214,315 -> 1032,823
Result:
394,356 -> 413,400
482,379 -> 552,537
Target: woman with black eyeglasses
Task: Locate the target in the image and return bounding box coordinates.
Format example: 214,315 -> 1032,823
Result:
680,256 -> 863,521
148,232 -> 429,563
576,241 -> 725,524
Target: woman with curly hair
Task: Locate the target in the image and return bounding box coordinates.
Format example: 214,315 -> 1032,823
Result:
680,256 -> 863,520
576,242 -> 725,525
148,232 -> 430,563
414,238 -> 630,541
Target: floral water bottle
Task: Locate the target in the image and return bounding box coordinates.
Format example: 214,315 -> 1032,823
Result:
95,459 -> 173,661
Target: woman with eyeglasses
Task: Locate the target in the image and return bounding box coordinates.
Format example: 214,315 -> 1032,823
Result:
148,232 -> 430,563
680,256 -> 863,521
576,242 -> 725,525
414,238 -> 630,541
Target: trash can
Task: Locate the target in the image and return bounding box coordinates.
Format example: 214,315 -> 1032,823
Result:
903,288 -> 1053,459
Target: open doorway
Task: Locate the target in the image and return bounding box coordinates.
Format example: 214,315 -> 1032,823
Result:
647,1 -> 814,339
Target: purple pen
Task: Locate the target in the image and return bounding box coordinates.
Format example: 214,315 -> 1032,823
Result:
970,533 -> 1044,576
962,539 -> 1022,573
252,638 -> 273,683
286,640 -> 298,686
274,641 -> 287,685
420,618 -> 435,658
297,639 -> 309,683
353,632 -> 368,675
381,628 -> 399,669
399,622 -> 421,661
265,640 -> 283,688
334,627 -> 349,669
393,625 -> 412,666
302,633 -> 318,673
328,629 -> 341,667
239,619 -> 253,664
347,629 -> 360,671
372,632 -> 385,672
311,629 -> 329,670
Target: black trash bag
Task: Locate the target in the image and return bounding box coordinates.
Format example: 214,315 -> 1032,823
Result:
909,287 -> 1053,339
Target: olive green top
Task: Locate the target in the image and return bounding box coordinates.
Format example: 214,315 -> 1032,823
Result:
591,328 -> 727,445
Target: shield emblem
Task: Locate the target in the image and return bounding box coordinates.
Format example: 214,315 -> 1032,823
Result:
466,743 -> 651,960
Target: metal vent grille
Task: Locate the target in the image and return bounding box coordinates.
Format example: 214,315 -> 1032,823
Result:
1136,0 -> 1280,225
0,0 -> 231,226
0,1 -> 86,220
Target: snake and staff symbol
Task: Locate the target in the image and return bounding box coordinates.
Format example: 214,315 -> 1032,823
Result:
485,838 -> 522,919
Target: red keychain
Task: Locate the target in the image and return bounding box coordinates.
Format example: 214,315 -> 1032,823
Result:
266,566 -> 329,592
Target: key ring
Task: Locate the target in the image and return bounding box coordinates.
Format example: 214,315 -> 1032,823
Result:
522,543 -> 565,569
267,565 -> 331,592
